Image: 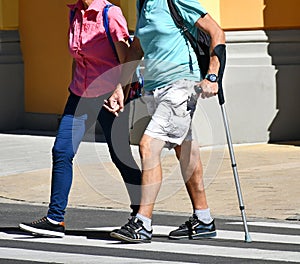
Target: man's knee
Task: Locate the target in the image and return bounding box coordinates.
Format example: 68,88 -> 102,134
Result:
139,136 -> 152,160
139,135 -> 165,170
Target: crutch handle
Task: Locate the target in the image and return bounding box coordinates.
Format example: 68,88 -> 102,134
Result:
213,44 -> 226,106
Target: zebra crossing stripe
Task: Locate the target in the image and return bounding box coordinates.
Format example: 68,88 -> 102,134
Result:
0,247 -> 191,264
216,230 -> 300,244
1,232 -> 300,263
227,221 -> 300,229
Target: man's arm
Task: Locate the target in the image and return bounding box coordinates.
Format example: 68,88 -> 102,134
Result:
195,14 -> 225,98
119,37 -> 144,87
104,37 -> 144,115
114,38 -> 130,64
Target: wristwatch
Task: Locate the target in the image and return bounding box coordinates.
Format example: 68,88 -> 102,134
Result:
205,73 -> 218,82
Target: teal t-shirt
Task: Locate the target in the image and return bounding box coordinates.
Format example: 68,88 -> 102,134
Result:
135,0 -> 207,91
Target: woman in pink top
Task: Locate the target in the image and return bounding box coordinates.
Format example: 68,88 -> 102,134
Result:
19,0 -> 141,238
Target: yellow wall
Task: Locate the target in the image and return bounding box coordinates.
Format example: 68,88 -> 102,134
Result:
19,0 -> 73,113
220,0 -> 300,30
121,0 -> 300,32
14,0 -> 300,115
120,0 -> 136,32
200,0 -> 221,24
0,0 -> 19,29
121,0 -> 222,32
220,0 -> 265,29
263,0 -> 300,29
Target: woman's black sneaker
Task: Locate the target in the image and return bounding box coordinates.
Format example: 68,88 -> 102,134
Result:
110,216 -> 152,243
169,214 -> 216,240
19,217 -> 65,237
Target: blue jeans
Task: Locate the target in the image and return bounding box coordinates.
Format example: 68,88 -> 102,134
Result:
47,92 -> 141,222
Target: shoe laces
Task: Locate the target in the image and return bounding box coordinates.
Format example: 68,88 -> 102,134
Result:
122,217 -> 143,232
31,217 -> 47,225
180,214 -> 199,229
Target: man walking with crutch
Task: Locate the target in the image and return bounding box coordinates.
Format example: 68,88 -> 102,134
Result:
104,0 -> 224,243
105,0 -> 251,243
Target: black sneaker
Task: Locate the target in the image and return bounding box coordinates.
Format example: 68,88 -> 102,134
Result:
19,217 -> 65,238
169,214 -> 216,240
110,216 -> 152,243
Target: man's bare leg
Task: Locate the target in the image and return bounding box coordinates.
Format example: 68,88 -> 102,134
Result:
138,134 -> 165,219
109,134 -> 164,242
168,140 -> 215,240
110,138 -> 216,242
174,140 -> 208,210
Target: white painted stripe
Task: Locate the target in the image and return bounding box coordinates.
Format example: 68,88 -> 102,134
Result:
1,232 -> 300,262
86,225 -> 300,244
228,221 -> 300,230
0,247 -> 190,264
217,230 -> 300,245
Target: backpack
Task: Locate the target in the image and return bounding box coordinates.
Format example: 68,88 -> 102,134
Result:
166,0 -> 210,78
103,4 -> 143,101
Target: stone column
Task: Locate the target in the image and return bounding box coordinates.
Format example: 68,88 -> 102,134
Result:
0,0 -> 24,131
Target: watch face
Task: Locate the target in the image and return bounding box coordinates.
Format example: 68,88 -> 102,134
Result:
209,74 -> 217,82
206,74 -> 218,82
211,75 -> 217,81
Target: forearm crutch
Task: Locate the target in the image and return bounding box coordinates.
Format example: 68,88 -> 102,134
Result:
213,44 -> 252,243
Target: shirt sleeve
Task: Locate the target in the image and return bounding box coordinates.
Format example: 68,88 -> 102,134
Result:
175,0 -> 207,28
108,6 -> 130,42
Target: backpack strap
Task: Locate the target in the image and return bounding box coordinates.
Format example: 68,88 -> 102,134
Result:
103,4 -> 143,100
167,0 -> 198,48
139,0 -> 146,15
103,4 -> 119,61
103,4 -> 133,62
69,9 -> 76,24
167,0 -> 210,76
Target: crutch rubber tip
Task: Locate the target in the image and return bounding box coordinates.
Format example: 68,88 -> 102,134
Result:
245,234 -> 252,243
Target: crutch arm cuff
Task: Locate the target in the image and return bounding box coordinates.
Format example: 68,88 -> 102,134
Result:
213,44 -> 226,105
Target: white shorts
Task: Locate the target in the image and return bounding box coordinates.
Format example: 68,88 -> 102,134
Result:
143,79 -> 198,149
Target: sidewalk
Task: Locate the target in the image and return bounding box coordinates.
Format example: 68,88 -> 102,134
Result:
0,132 -> 299,221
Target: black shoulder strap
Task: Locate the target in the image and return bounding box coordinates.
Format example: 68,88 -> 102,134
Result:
167,0 -> 197,45
167,0 -> 185,30
167,0 -> 209,76
139,0 -> 146,15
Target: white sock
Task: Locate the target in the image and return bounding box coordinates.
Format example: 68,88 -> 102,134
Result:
47,217 -> 61,225
136,213 -> 152,231
194,208 -> 213,224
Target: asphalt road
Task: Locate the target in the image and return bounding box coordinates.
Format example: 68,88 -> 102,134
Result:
0,202 -> 300,263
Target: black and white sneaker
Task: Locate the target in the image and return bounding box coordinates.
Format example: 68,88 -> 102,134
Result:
19,217 -> 65,238
110,216 -> 152,243
169,214 -> 216,240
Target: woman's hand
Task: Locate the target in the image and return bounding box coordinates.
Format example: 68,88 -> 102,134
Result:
103,83 -> 124,116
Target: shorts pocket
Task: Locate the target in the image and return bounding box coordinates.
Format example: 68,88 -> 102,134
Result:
170,101 -> 191,138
